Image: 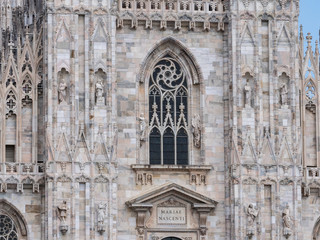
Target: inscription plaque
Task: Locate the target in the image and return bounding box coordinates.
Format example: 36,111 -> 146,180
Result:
157,207 -> 186,225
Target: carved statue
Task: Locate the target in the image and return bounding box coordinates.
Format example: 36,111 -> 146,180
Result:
280,83 -> 288,105
58,78 -> 67,104
302,182 -> 310,197
57,200 -> 68,223
192,114 -> 201,148
282,205 -> 293,238
246,204 -> 259,226
282,205 -> 292,229
95,78 -> 105,105
97,202 -> 106,234
244,80 -> 252,107
246,203 -> 259,238
139,113 -> 147,142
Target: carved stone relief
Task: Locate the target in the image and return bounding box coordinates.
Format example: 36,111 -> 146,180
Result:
136,172 -> 153,185
189,173 -> 207,185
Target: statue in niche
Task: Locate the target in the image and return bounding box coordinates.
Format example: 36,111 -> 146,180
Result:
280,83 -> 288,105
200,175 -> 206,185
57,200 -> 68,234
136,173 -> 145,185
58,77 -> 68,104
282,205 -> 293,238
244,79 -> 252,108
146,174 -> 152,185
192,114 -> 201,148
246,203 -> 259,237
139,113 -> 147,143
190,174 -> 197,184
97,202 -> 107,234
95,77 -> 105,105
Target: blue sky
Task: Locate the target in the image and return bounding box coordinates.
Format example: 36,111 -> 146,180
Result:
299,0 -> 319,45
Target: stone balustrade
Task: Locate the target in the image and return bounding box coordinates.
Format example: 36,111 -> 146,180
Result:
117,0 -> 228,30
0,162 -> 44,175
119,0 -> 227,14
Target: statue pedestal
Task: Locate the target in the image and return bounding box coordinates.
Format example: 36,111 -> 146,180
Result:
283,227 -> 292,239
96,97 -> 105,106
97,223 -> 105,235
278,105 -> 291,127
59,224 -> 68,235
242,106 -> 254,127
93,106 -> 107,131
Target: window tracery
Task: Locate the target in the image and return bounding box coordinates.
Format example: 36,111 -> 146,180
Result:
149,55 -> 188,165
6,68 -> 16,88
0,215 -> 18,240
21,77 -> 32,106
305,80 -> 316,113
6,91 -> 17,116
21,52 -> 32,73
306,81 -> 316,103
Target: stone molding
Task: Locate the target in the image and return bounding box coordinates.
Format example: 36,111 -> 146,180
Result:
132,164 -> 212,185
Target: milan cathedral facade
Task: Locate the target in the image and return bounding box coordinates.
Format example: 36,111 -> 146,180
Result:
0,0 -> 319,239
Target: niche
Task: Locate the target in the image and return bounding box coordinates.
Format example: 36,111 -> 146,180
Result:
5,114 -> 16,162
94,69 -> 106,106
242,72 -> 254,108
279,73 -> 289,106
58,68 -> 70,104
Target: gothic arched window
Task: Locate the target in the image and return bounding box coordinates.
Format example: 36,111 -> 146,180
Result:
149,55 -> 189,165
0,215 -> 18,240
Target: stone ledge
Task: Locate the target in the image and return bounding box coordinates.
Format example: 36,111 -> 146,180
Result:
131,164 -> 213,172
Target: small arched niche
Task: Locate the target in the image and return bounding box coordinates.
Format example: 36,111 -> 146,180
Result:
94,69 -> 106,106
57,68 -> 70,105
242,72 -> 254,108
278,72 -> 290,106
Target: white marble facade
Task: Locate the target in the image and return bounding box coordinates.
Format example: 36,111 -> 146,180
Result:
0,0 -> 319,240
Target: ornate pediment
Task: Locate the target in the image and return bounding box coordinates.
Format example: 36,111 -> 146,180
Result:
126,182 -> 218,207
126,182 -> 217,238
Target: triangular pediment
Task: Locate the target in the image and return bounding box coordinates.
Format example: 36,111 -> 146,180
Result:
126,182 -> 218,207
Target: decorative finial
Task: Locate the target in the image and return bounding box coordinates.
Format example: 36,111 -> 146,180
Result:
300,25 -> 304,41
306,33 -> 312,48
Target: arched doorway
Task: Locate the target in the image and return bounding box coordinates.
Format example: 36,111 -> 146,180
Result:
162,238 -> 181,240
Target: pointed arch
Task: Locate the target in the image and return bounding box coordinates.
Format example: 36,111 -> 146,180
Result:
305,78 -> 317,103
0,199 -> 28,237
137,36 -> 203,85
313,217 -> 320,240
